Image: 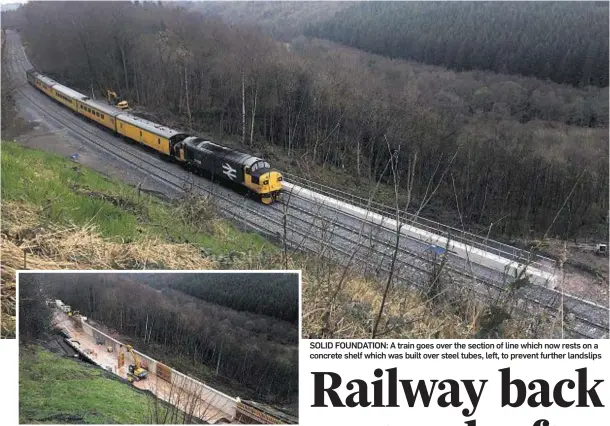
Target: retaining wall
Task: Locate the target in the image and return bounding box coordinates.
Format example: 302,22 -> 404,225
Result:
79,320 -> 237,420
285,182 -> 557,288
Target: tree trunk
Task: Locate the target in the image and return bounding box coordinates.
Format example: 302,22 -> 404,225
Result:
241,69 -> 246,145
216,341 -> 223,376
249,83 -> 258,146
119,42 -> 129,92
184,65 -> 192,130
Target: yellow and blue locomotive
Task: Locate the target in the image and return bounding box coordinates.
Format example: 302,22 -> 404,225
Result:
26,68 -> 283,203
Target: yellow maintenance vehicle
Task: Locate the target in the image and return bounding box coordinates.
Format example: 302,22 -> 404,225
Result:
106,89 -> 129,110
125,344 -> 148,382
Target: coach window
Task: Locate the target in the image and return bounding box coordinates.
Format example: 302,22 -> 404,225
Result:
157,138 -> 160,145
140,131 -> 142,137
101,114 -> 104,119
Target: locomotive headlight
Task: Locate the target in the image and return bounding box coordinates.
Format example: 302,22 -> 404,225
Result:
263,180 -> 269,185
278,176 -> 283,181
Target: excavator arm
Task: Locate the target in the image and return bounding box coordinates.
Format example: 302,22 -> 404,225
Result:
106,89 -> 129,110
125,344 -> 141,370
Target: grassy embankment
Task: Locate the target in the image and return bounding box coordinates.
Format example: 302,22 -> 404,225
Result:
2,140 -> 556,343
20,345 -> 171,423
0,139 -> 274,338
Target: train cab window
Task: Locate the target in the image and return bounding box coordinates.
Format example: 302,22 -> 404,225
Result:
245,167 -> 250,174
250,161 -> 271,173
101,114 -> 104,119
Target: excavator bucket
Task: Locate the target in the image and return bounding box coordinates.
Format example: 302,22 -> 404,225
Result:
107,89 -> 130,110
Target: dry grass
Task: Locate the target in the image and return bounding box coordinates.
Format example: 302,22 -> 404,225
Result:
1,200 -> 216,338
301,257 -> 558,339
301,263 -> 468,339
1,200 -> 216,271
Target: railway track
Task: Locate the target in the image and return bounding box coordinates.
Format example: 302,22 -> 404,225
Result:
282,172 -> 557,273
4,30 -> 607,339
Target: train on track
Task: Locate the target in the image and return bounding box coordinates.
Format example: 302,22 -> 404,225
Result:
25,68 -> 283,204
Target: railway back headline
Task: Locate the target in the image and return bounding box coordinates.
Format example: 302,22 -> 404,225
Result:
303,340 -> 609,426
311,367 -> 604,425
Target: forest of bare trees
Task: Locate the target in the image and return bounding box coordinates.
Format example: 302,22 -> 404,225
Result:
143,272 -> 299,323
3,1 -> 608,240
19,273 -> 298,405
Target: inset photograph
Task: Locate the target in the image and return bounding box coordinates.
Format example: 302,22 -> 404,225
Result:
18,271 -> 299,424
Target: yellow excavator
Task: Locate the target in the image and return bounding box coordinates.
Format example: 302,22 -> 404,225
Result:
106,89 -> 129,110
125,344 -> 148,382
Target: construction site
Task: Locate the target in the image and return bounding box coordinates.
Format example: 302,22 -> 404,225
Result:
50,302 -> 297,425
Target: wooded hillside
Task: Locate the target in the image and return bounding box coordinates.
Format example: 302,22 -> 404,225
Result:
186,0 -> 354,41
12,1 -> 609,239
21,273 -> 298,404
307,1 -> 609,87
136,272 -> 298,324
